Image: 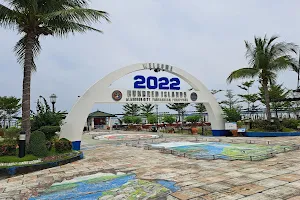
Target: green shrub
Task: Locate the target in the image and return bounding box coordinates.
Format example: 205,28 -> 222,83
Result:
282,127 -> 295,132
0,128 -> 4,137
247,128 -> 265,132
31,111 -> 63,131
223,107 -> 241,122
147,115 -> 157,124
39,126 -> 60,140
0,139 -> 17,156
185,115 -> 200,123
55,138 -> 72,153
163,115 -> 176,124
282,119 -> 299,130
204,129 -> 213,136
4,127 -> 21,139
251,119 -> 282,132
132,116 -> 142,124
28,131 -> 48,157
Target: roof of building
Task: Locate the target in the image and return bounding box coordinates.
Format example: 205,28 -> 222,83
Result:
88,110 -> 116,118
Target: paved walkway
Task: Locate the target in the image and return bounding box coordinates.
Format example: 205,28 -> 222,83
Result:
1,132 -> 300,199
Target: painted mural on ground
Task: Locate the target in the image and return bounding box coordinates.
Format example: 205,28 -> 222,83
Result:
152,142 -> 292,160
94,134 -> 159,141
30,172 -> 179,200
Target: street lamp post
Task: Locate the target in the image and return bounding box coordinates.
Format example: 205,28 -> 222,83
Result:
156,104 -> 159,132
50,94 -> 57,112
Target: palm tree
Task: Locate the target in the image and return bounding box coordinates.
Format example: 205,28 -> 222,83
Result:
166,103 -> 189,122
123,103 -> 140,116
291,51 -> 300,91
140,103 -> 154,117
0,0 -> 110,143
227,35 -> 297,121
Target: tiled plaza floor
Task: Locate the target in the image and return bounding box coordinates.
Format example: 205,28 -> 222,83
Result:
2,132 -> 300,199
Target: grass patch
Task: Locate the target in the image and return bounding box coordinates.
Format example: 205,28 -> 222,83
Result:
0,154 -> 38,163
45,183 -> 77,193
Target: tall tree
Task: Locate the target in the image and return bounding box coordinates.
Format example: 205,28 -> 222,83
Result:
220,90 -> 241,109
166,103 -> 189,122
194,103 -> 206,113
0,0 -> 110,143
227,35 -> 297,120
211,89 -> 223,95
0,96 -> 21,127
259,84 -> 291,118
237,80 -> 255,111
194,103 -> 206,122
123,103 -> 140,116
31,96 -> 65,131
140,103 -> 155,117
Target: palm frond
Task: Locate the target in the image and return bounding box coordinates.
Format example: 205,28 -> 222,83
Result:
244,40 -> 256,66
270,55 -> 297,72
266,35 -> 279,48
43,8 -> 110,25
0,3 -> 20,28
49,20 -> 103,37
227,68 -> 259,83
13,35 -> 41,71
267,71 -> 277,85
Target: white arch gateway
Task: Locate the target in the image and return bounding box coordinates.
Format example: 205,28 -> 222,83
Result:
60,63 -> 227,150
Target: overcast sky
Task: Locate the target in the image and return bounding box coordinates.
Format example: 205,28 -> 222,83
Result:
1,0 -> 300,114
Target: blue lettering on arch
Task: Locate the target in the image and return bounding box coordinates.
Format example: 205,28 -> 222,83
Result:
134,75 -> 181,90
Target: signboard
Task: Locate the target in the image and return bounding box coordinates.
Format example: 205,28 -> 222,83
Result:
238,128 -> 246,133
108,73 -> 199,103
109,89 -> 200,103
225,122 -> 237,130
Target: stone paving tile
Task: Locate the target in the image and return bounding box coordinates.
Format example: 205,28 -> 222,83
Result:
171,188 -> 209,200
198,175 -> 229,184
223,171 -> 247,178
262,186 -> 300,199
201,191 -> 244,200
2,135 -> 300,199
245,172 -> 275,180
286,180 -> 300,189
239,167 -> 265,173
199,182 -> 231,192
238,193 -> 282,200
4,184 -> 27,192
263,168 -> 293,175
273,174 -> 300,182
181,182 -> 207,190
255,178 -> 288,188
229,183 -> 265,196
176,180 -> 200,187
223,176 -> 256,186
292,170 -> 300,175
288,196 -> 300,200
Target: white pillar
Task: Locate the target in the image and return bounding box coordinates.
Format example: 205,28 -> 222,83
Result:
91,117 -> 94,130
108,117 -> 112,132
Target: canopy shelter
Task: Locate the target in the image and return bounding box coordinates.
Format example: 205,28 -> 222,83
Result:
86,110 -> 116,131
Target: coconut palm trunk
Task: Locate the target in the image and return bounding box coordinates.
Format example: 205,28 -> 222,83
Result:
22,35 -> 34,143
262,78 -> 271,121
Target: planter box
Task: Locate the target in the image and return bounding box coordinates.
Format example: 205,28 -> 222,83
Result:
212,130 -> 231,136
0,152 -> 83,176
244,132 -> 300,137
